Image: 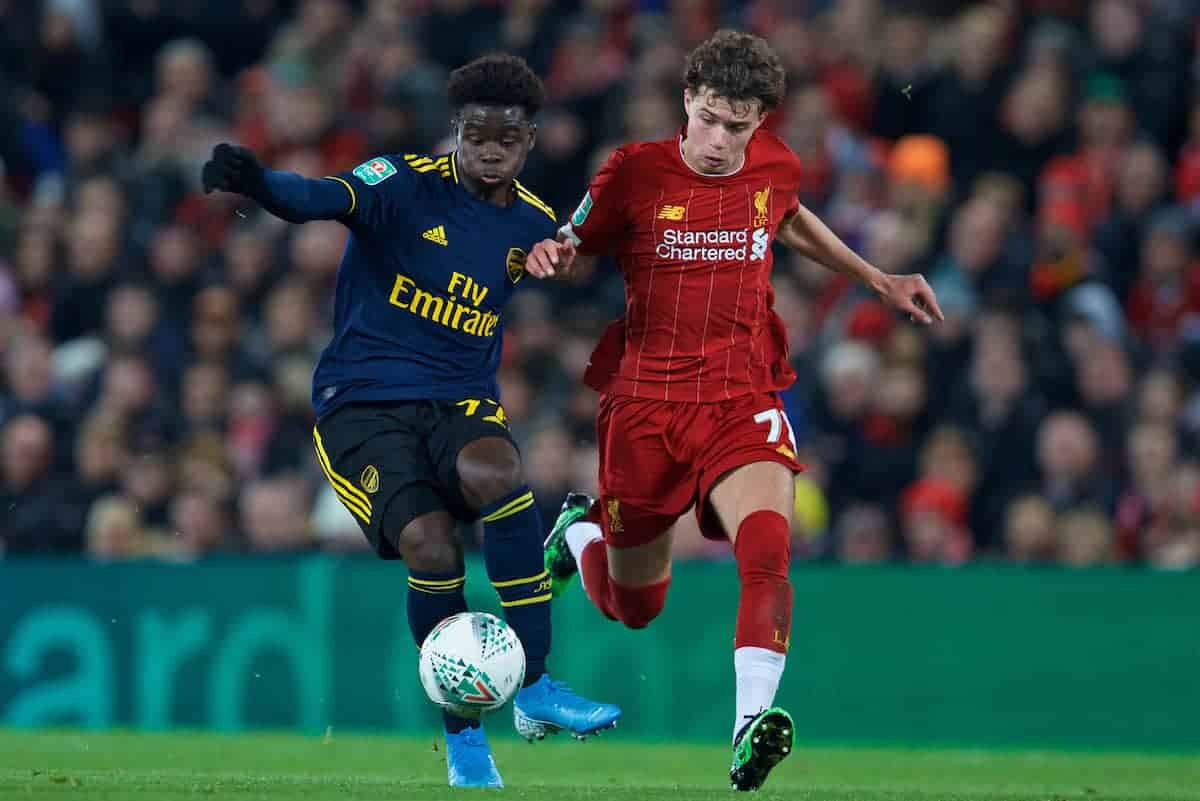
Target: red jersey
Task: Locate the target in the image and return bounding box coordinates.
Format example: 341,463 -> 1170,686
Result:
563,128 -> 804,402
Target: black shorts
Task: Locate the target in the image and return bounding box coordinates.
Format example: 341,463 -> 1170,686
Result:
312,398 -> 517,559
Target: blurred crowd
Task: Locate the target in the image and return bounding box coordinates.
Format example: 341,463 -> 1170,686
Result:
0,0 -> 1198,569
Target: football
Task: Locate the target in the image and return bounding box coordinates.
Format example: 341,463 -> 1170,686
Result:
418,612 -> 526,718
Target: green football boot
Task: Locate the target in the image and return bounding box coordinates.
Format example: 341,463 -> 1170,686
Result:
730,707 -> 796,791
543,492 -> 592,597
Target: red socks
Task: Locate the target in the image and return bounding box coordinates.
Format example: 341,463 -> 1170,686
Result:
579,539 -> 618,621
579,539 -> 669,629
733,510 -> 793,653
580,508 -> 790,644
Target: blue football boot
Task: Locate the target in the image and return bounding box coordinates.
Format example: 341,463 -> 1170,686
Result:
513,674 -> 622,741
444,724 -> 503,788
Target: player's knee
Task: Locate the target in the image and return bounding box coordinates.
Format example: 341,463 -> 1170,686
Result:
396,520 -> 460,573
610,578 -> 670,630
457,441 -> 524,509
401,535 -> 460,573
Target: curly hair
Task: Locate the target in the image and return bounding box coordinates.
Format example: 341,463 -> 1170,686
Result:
683,30 -> 786,112
446,54 -> 545,117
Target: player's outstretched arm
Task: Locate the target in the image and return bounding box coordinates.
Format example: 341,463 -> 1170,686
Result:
526,235 -> 596,279
778,204 -> 944,325
201,143 -> 351,224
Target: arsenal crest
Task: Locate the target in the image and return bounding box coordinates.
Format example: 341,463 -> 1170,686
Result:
506,247 -> 527,284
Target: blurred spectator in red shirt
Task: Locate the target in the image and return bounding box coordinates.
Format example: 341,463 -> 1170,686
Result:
1125,207 -> 1200,352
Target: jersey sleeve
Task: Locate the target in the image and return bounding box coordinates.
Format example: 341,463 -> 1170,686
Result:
782,188 -> 801,218
776,142 -> 804,219
327,155 -> 417,234
559,147 -> 631,255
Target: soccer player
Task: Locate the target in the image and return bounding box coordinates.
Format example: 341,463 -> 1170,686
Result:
202,54 -> 620,789
524,31 -> 942,791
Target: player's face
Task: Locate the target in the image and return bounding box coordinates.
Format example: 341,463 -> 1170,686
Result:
454,105 -> 536,191
682,88 -> 766,175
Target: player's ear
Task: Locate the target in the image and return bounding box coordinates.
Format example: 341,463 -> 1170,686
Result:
527,123 -> 537,150
683,88 -> 693,115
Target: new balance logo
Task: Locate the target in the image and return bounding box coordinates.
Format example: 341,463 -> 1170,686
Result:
422,225 -> 448,246
657,205 -> 686,221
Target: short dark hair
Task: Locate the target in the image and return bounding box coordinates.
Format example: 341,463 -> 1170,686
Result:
446,54 -> 545,118
683,30 -> 786,112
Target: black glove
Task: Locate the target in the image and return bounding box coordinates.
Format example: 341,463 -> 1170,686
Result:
201,143 -> 265,198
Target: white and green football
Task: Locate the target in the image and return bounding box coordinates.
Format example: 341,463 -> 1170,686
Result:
418,612 -> 526,718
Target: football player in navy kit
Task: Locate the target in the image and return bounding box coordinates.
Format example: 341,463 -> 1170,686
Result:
202,54 -> 619,789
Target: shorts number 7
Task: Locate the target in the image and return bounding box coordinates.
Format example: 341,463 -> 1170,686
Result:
753,408 -> 797,452
456,398 -> 509,429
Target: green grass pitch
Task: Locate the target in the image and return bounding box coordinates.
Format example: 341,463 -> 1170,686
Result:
1,729 -> 1197,801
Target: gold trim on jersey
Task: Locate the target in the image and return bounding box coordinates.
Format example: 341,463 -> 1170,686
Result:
324,176 -> 357,216
403,153 -> 453,180
402,153 -> 552,217
513,179 -> 556,221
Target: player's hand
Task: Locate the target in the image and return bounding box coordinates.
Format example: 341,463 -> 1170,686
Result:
526,237 -> 577,279
875,273 -> 944,325
201,143 -> 265,197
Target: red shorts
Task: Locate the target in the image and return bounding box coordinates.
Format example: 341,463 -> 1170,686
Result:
593,391 -> 803,547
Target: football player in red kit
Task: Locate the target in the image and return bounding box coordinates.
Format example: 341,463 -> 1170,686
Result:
525,30 -> 942,791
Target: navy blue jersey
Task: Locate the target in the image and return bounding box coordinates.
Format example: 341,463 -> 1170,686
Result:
311,152 -> 558,418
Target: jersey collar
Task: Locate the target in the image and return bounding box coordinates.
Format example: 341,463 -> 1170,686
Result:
450,151 -> 461,184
